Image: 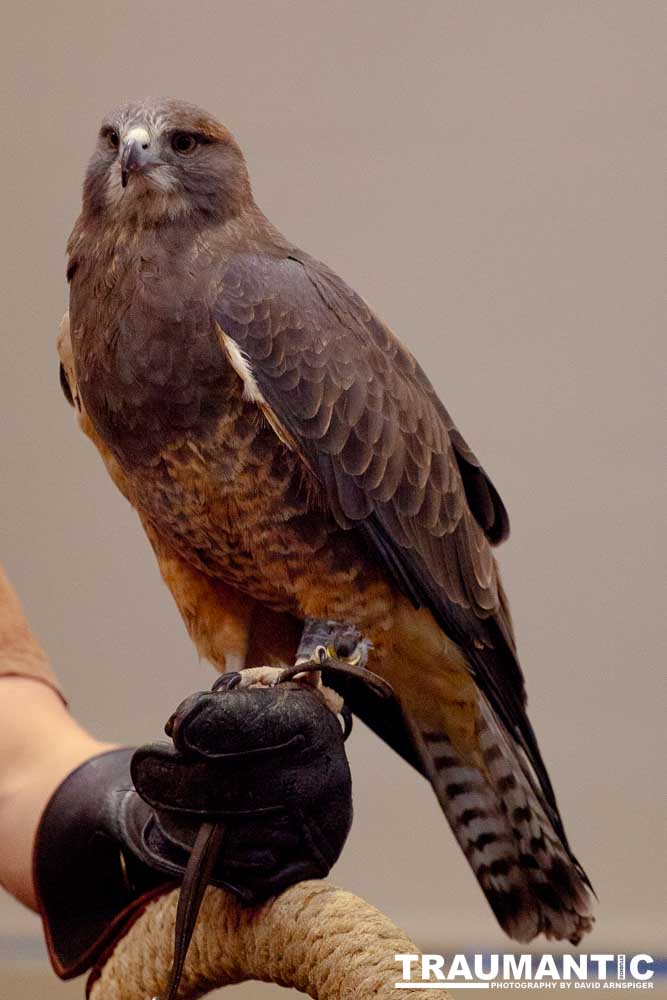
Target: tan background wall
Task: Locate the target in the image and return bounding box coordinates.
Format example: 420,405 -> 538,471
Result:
0,1 -> 664,994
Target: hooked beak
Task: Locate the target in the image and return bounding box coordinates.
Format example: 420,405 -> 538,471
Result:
120,134 -> 156,188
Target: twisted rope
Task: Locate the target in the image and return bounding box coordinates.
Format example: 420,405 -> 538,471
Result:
90,880 -> 436,999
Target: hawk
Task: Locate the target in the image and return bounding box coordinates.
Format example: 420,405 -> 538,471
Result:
60,98 -> 594,943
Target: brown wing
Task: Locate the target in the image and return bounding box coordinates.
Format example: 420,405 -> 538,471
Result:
216,249 -> 564,832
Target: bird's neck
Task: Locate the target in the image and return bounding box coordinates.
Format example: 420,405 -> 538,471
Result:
71,195 -> 289,256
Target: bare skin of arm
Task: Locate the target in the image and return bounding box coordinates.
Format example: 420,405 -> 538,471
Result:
0,568 -> 110,909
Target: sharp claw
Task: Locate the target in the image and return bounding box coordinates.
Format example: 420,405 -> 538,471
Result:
211,672 -> 242,692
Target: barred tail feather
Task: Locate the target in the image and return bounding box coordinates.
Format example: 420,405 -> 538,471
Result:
420,707 -> 595,944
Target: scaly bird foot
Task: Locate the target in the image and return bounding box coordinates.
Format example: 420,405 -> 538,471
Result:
233,665 -> 286,688
230,663 -> 344,717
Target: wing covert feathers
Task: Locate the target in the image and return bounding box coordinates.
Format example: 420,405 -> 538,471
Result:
215,252 -> 537,782
215,250 -> 594,942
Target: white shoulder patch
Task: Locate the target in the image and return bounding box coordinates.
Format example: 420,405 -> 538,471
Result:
218,328 -> 266,404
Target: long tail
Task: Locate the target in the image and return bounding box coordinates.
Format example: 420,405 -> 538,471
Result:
419,700 -> 595,943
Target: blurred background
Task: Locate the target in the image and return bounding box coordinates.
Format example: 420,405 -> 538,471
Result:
0,1 -> 664,996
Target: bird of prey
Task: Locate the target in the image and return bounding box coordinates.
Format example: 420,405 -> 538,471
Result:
60,97 -> 594,943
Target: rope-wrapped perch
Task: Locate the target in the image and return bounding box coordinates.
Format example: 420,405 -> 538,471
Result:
90,880 -> 437,999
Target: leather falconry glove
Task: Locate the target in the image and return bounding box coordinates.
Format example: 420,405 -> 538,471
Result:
34,676 -> 353,989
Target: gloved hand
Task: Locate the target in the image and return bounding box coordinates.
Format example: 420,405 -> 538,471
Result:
34,677 -> 353,981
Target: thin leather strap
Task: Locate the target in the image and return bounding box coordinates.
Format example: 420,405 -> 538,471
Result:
158,820 -> 226,1000
277,658 -> 395,702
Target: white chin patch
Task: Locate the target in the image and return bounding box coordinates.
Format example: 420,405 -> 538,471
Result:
105,164 -> 187,219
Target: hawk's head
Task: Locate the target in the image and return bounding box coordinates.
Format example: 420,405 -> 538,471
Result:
82,98 -> 252,224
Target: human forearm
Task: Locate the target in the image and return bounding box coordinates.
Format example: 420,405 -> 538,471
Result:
0,676 -> 110,909
0,565 -> 110,909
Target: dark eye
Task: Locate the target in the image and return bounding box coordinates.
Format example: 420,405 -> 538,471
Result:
102,128 -> 120,151
171,132 -> 198,155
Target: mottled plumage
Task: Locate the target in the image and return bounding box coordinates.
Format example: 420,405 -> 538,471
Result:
61,98 -> 594,942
